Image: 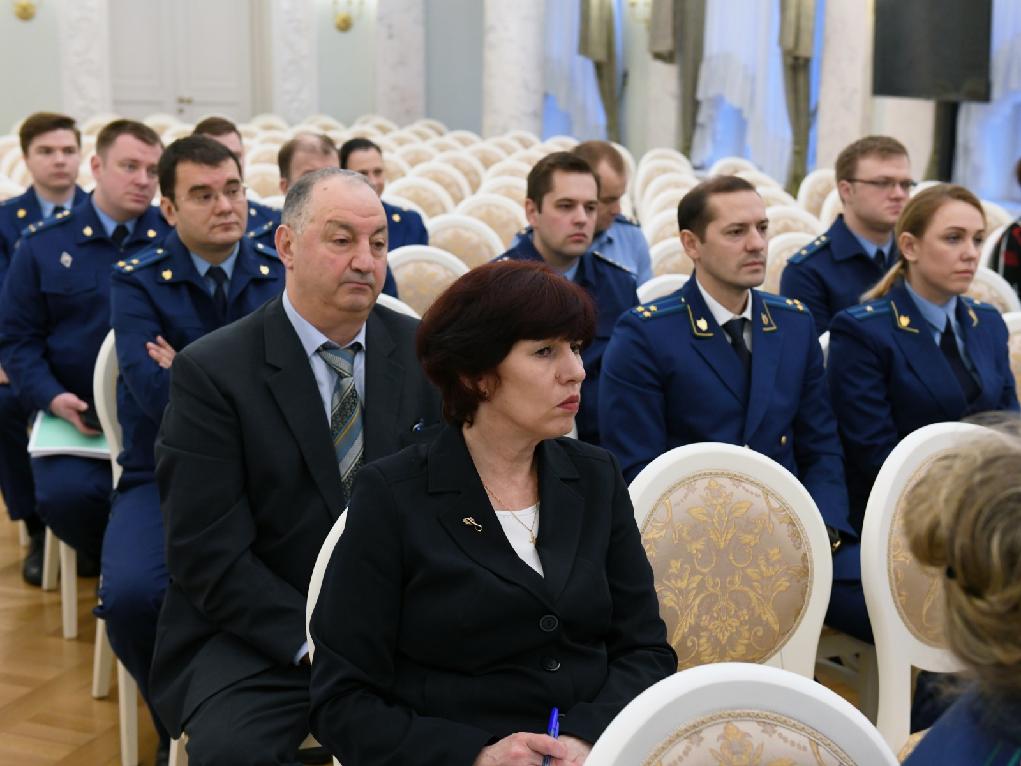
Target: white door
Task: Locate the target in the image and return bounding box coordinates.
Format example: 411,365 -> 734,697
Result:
110,0 -> 253,122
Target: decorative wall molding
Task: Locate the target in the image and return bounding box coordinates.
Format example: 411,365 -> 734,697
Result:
482,0 -> 544,137
375,0 -> 426,125
269,0 -> 318,122
57,0 -> 113,120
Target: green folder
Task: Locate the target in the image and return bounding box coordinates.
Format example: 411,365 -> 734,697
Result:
27,411 -> 110,460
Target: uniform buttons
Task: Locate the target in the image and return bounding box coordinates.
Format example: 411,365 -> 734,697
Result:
539,614 -> 558,632
541,656 -> 561,672
780,434 -> 788,446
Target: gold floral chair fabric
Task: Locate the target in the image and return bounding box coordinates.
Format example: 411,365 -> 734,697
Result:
391,260 -> 463,317
642,710 -> 854,766
765,206 -> 823,238
650,239 -> 694,278
427,216 -> 504,269
764,232 -> 816,294
964,267 -> 1021,314
455,194 -> 528,248
887,458 -> 947,649
638,471 -> 813,670
386,177 -> 456,219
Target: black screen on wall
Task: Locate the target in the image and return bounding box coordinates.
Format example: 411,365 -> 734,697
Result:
873,0 -> 992,102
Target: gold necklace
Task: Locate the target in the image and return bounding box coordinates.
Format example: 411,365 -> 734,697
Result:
482,480 -> 539,545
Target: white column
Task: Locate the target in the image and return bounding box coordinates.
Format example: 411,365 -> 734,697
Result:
57,0 -> 113,120
269,0 -> 319,123
481,0 -> 545,137
816,0 -> 872,169
870,98 -> 935,177
646,59 -> 680,151
375,0 -> 426,125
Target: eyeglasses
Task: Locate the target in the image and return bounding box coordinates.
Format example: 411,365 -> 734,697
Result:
183,183 -> 247,207
847,178 -> 916,193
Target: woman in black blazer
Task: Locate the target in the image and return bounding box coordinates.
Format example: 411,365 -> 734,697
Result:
309,261 -> 676,766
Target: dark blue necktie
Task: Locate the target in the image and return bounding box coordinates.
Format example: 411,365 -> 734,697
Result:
940,317 -> 980,403
722,317 -> 752,378
875,248 -> 886,272
207,266 -> 229,323
111,224 -> 129,249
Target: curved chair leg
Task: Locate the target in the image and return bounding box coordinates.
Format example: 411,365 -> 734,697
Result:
59,540 -> 78,639
117,661 -> 138,766
92,618 -> 115,698
168,735 -> 187,766
41,527 -> 59,591
18,520 -> 29,547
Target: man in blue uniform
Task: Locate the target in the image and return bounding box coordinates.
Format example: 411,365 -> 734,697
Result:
192,116 -> 280,248
0,112 -> 89,584
98,136 -> 284,764
0,119 -> 168,573
600,176 -> 852,547
497,151 -> 638,446
780,135 -> 913,334
339,137 -> 429,250
573,140 -> 653,285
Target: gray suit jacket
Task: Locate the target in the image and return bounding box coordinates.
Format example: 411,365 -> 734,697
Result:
149,295 -> 441,736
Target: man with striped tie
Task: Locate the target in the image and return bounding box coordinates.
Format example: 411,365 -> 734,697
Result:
149,167 -> 441,765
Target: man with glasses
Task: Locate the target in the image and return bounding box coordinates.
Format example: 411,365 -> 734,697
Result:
0,119 -> 168,577
97,136 -> 284,765
780,135 -> 913,334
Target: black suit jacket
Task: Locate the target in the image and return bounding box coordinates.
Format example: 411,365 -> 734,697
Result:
149,295 -> 441,736
308,425 -> 676,766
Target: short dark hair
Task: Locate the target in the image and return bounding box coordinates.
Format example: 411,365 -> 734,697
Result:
95,119 -> 162,157
416,261 -> 596,425
834,135 -> 909,183
158,135 -> 242,201
278,132 -> 339,182
526,152 -> 600,212
676,175 -> 757,240
339,137 -> 382,168
192,116 -> 242,142
19,112 -> 80,155
572,141 -> 625,177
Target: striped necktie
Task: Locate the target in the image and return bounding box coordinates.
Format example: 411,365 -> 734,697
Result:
318,343 -> 363,499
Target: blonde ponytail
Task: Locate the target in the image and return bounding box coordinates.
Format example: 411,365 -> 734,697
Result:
861,259 -> 906,302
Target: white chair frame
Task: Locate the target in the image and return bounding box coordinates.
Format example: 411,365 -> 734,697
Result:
862,422 -> 983,751
586,663 -> 898,766
637,273 -> 688,304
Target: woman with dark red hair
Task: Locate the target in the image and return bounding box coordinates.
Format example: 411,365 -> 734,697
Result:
309,260 -> 675,766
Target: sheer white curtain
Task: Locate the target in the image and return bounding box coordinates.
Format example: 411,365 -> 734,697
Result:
953,0 -> 1021,207
543,0 -> 607,140
690,0 -> 792,180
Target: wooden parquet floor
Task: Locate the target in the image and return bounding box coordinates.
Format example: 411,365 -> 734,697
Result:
0,518 -> 158,766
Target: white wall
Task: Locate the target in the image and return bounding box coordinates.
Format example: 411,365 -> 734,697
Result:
316,0 -> 378,124
424,0 -> 483,134
0,8 -> 63,133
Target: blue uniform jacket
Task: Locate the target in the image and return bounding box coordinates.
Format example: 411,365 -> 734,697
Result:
0,197 -> 169,410
244,199 -> 281,249
600,277 -> 851,535
110,231 -> 284,487
591,214 -> 653,285
828,282 -> 1019,530
903,691 -> 1021,766
497,233 -> 638,446
780,215 -> 899,335
383,199 -> 428,250
0,185 -> 89,288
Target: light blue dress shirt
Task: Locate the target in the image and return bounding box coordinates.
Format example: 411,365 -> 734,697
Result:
904,281 -> 974,371
189,246 -> 239,297
281,290 -> 367,423
850,231 -> 894,266
34,189 -> 75,219
91,199 -> 137,239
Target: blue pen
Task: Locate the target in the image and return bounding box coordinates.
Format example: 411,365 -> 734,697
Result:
541,707 -> 560,766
